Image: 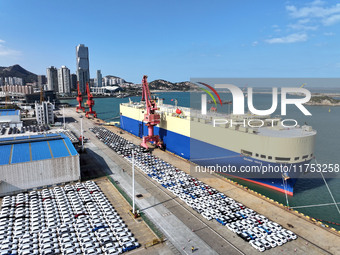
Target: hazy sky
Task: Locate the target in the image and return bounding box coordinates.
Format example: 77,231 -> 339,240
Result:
0,0 -> 340,83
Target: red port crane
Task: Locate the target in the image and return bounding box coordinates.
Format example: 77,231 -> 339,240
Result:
76,81 -> 85,113
141,75 -> 164,150
85,82 -> 97,118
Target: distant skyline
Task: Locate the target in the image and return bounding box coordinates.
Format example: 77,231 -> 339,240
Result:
1,0 -> 340,84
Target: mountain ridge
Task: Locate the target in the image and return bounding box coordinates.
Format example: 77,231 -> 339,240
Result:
0,64 -> 37,84
148,79 -> 198,91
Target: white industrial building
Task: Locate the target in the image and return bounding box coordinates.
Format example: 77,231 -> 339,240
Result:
90,86 -> 121,95
0,109 -> 23,127
0,134 -> 80,196
35,101 -> 55,125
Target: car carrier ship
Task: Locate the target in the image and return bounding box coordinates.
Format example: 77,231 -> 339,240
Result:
119,80 -> 316,196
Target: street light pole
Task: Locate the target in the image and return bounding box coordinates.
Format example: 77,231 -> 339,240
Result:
63,107 -> 65,129
132,149 -> 135,214
80,118 -> 84,151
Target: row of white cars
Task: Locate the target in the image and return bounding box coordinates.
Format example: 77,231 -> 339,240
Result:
0,181 -> 139,255
57,131 -> 79,144
92,126 -> 298,252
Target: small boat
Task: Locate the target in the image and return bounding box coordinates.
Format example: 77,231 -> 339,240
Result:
207,100 -> 232,104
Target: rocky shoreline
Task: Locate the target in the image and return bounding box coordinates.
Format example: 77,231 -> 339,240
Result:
305,95 -> 340,106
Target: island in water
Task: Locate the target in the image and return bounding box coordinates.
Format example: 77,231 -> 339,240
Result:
305,95 -> 340,106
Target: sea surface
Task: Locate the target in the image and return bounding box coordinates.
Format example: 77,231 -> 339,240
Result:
60,89 -> 340,229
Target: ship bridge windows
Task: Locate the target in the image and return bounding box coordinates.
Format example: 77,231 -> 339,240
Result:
268,156 -> 272,160
294,157 -> 300,161
302,155 -> 308,159
260,155 -> 266,159
241,150 -> 252,157
275,157 -> 291,161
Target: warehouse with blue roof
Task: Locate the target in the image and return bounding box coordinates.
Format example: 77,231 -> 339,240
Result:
0,133 -> 80,196
0,109 -> 22,127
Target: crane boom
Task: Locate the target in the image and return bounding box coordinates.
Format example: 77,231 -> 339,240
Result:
76,81 -> 85,113
140,75 -> 164,150
85,82 -> 97,118
40,87 -> 44,103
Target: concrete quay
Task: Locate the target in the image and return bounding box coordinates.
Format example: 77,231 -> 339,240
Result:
64,107 -> 340,255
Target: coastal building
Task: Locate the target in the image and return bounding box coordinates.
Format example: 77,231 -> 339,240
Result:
37,75 -> 47,88
3,85 -> 33,95
25,90 -> 56,104
91,86 -> 121,95
22,85 -> 33,94
58,66 -> 71,94
103,76 -> 124,86
76,44 -> 90,93
35,101 -> 54,125
96,70 -> 102,87
2,77 -> 23,86
46,66 -> 58,91
89,78 -> 95,88
0,134 -> 80,196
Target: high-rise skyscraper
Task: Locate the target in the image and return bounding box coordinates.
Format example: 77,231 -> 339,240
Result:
58,66 -> 71,94
96,70 -> 102,87
46,66 -> 58,91
89,79 -> 95,87
76,44 -> 90,93
37,75 -> 47,88
71,74 -> 77,90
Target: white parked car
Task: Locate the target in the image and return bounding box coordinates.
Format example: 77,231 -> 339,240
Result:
249,240 -> 265,252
